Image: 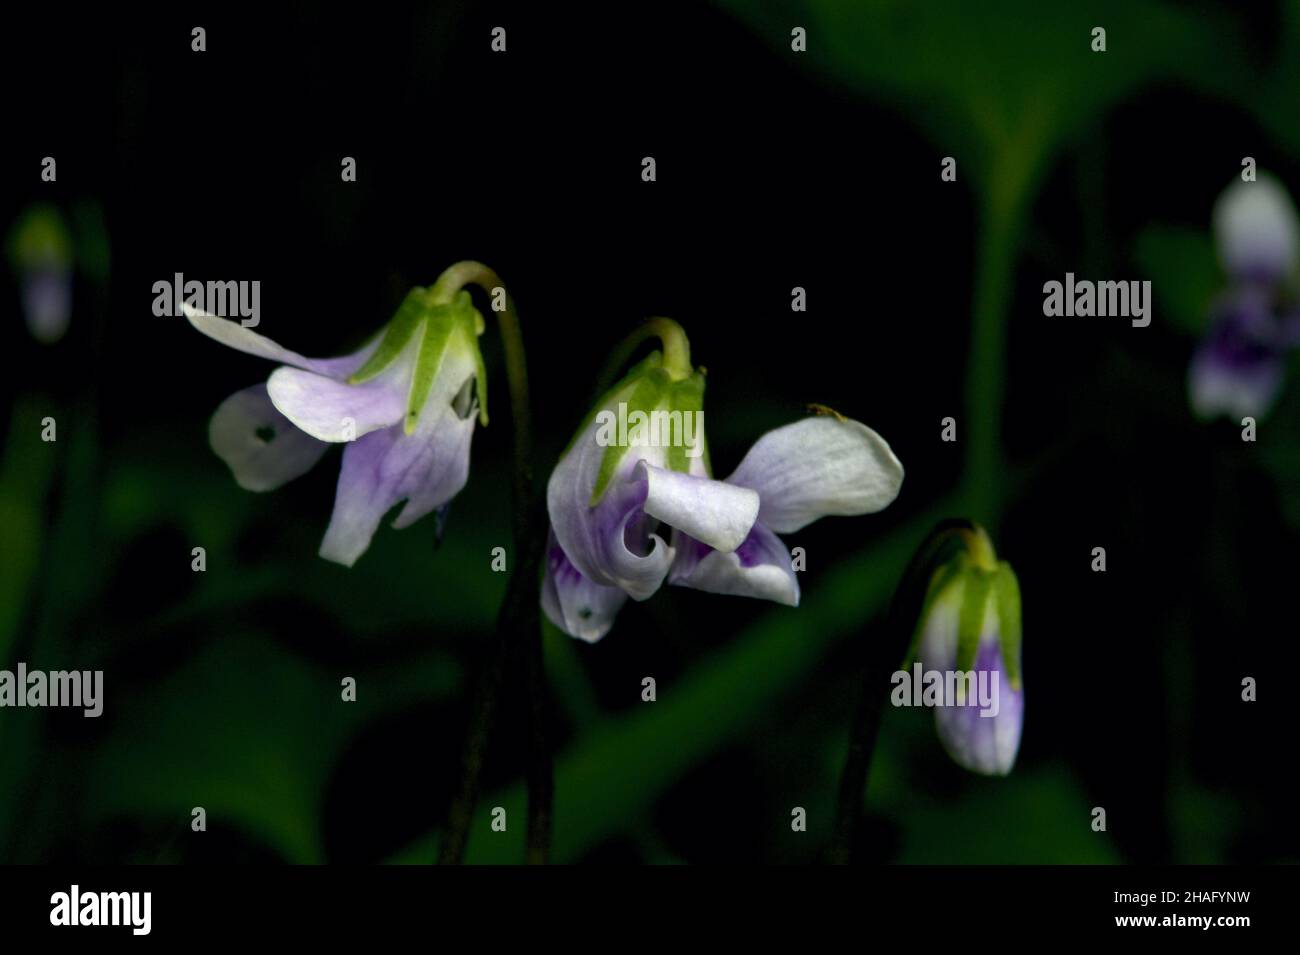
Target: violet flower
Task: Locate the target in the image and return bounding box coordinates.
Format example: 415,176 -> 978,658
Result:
1189,176 -> 1300,420
187,285 -> 487,566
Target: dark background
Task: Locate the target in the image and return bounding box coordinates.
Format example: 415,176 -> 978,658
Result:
1,0 -> 1295,864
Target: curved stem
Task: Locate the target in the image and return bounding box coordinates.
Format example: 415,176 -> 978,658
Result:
827,519 -> 993,863
595,316 -> 693,391
434,261 -> 552,865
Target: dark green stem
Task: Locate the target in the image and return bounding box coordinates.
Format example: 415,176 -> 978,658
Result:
435,262 -> 551,864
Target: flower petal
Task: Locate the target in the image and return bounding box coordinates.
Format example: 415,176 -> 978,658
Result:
208,384 -> 329,492
318,405 -> 475,567
638,461 -> 758,553
726,417 -> 903,534
23,268 -> 71,344
1214,176 -> 1299,285
931,638 -> 1024,777
668,522 -> 800,606
547,412 -> 676,600
541,532 -> 629,642
184,303 -> 378,378
1188,292 -> 1286,420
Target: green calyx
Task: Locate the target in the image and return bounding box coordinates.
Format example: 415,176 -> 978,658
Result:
347,287 -> 488,433
573,352 -> 708,507
901,522 -> 1022,690
7,203 -> 72,272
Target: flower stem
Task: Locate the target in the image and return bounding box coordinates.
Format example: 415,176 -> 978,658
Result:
434,261 -> 552,865
827,517 -> 994,863
964,174 -> 1026,528
596,316 -> 693,388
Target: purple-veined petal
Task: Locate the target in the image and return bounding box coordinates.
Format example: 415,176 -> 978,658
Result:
265,326 -> 423,442
726,417 -> 903,534
267,367 -> 409,442
668,522 -> 800,606
208,384 -> 329,492
318,402 -> 476,567
1214,176 -> 1299,285
541,531 -> 629,642
184,303 -> 379,378
1188,291 -> 1286,420
638,460 -> 758,553
932,638 -> 1024,777
547,411 -> 675,600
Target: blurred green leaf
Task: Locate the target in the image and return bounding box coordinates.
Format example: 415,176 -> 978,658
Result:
391,501 -> 952,864
1133,226 -> 1220,337
88,633 -> 461,863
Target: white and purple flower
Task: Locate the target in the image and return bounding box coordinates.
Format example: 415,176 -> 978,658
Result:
187,286 -> 487,566
1189,176 -> 1300,420
912,537 -> 1023,777
541,325 -> 904,642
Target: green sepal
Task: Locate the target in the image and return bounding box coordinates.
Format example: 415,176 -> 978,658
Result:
955,564 -> 992,674
666,372 -> 706,475
589,366 -> 671,505
347,288 -> 430,384
404,292 -> 488,433
404,302 -> 455,434
7,203 -> 72,272
901,557 -> 964,668
994,561 -> 1022,691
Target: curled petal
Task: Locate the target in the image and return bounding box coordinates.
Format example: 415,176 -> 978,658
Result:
547,411 -> 675,599
726,417 -> 903,534
209,384 -> 329,491
1214,176 -> 1299,285
184,304 -> 379,378
318,404 -> 475,567
541,532 -> 629,642
668,522 -> 800,606
638,461 -> 758,553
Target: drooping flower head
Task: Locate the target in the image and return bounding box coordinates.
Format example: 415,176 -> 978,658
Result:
8,203 -> 73,344
542,317 -> 904,643
1189,176 -> 1300,420
543,320 -> 760,641
907,523 -> 1023,776
188,278 -> 488,565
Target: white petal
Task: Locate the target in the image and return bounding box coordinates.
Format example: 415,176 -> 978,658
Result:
668,524 -> 800,606
726,417 -> 903,534
1214,176 -> 1300,284
184,304 -> 378,377
639,461 -> 758,553
541,533 -> 629,642
208,384 -> 329,491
